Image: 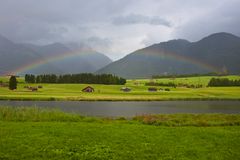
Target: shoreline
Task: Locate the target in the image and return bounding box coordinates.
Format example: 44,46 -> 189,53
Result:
1,107 -> 240,125
0,97 -> 240,101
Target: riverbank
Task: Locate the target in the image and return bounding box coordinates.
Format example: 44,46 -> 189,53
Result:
1,107 -> 240,126
1,96 -> 240,101
1,83 -> 240,101
1,107 -> 240,159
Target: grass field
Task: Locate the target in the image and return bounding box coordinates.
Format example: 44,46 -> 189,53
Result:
0,75 -> 240,101
128,75 -> 240,86
1,107 -> 240,160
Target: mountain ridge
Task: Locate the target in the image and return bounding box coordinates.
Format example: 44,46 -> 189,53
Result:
97,32 -> 240,78
0,35 -> 112,75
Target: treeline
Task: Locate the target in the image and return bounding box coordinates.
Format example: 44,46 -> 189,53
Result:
208,78 -> 240,87
145,82 -> 203,88
152,73 -> 224,79
25,73 -> 126,85
145,82 -> 176,87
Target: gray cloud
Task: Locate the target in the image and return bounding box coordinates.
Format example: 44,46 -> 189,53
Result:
87,37 -> 112,47
112,14 -> 171,27
173,0 -> 240,41
0,0 -> 239,60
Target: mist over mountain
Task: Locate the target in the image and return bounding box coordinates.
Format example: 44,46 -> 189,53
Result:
0,34 -> 112,75
97,32 -> 240,78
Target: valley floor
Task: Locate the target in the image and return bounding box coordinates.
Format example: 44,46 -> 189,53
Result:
0,75 -> 240,101
0,84 -> 240,101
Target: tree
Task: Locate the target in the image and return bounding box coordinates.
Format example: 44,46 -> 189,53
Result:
9,76 -> 17,90
25,74 -> 36,83
207,78 -> 240,87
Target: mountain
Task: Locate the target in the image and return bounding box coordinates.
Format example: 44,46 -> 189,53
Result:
0,34 -> 112,75
0,34 -> 60,75
21,42 -> 112,74
97,32 -> 240,78
65,43 -> 112,72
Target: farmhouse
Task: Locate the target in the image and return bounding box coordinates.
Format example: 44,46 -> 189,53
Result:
82,86 -> 94,92
148,87 -> 157,92
121,87 -> 131,92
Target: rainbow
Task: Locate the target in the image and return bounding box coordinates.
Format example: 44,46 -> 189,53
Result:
9,49 -> 94,75
135,49 -> 221,73
9,48 -> 221,75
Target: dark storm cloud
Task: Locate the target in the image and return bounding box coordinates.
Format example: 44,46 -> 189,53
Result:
173,0 -> 240,41
0,0 -> 129,43
0,0 -> 239,59
112,14 -> 171,27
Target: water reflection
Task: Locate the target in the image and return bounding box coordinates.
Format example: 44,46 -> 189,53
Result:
0,101 -> 240,117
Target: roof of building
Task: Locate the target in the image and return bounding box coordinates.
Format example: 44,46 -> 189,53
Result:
82,86 -> 95,92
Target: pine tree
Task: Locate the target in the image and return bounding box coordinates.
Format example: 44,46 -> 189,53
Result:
9,76 -> 17,90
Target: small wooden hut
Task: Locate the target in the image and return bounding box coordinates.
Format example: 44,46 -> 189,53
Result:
120,87 -> 131,92
148,87 -> 157,92
82,86 -> 94,92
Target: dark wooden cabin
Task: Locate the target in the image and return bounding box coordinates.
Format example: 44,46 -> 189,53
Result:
148,87 -> 157,92
120,87 -> 131,92
82,86 -> 94,92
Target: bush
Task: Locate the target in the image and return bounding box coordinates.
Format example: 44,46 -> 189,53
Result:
133,114 -> 240,127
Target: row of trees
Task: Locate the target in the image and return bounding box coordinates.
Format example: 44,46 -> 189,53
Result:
145,82 -> 176,87
25,73 -> 126,85
208,78 -> 240,87
152,72 -> 226,79
145,82 -> 203,88
24,74 -> 36,83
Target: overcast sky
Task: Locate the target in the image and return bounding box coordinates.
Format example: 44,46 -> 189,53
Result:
0,0 -> 239,60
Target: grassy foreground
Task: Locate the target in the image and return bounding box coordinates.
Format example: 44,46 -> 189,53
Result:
0,75 -> 240,101
1,107 -> 240,159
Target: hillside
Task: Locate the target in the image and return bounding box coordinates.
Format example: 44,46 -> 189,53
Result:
97,32 -> 240,78
0,34 -> 60,75
0,34 -> 112,75
22,43 -> 112,74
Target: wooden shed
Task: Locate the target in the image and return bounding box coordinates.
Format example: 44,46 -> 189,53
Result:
120,87 -> 131,92
82,86 -> 94,92
148,87 -> 157,92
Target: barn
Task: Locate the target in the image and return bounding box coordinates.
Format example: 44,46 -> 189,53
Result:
82,86 -> 95,92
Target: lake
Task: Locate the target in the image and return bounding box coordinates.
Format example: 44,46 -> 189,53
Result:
0,101 -> 240,117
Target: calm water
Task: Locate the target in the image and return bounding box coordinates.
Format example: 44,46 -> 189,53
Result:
0,101 -> 240,117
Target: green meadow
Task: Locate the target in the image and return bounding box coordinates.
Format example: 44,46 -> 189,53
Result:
1,107 -> 240,160
128,75 -> 240,86
0,75 -> 240,101
1,76 -> 240,159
